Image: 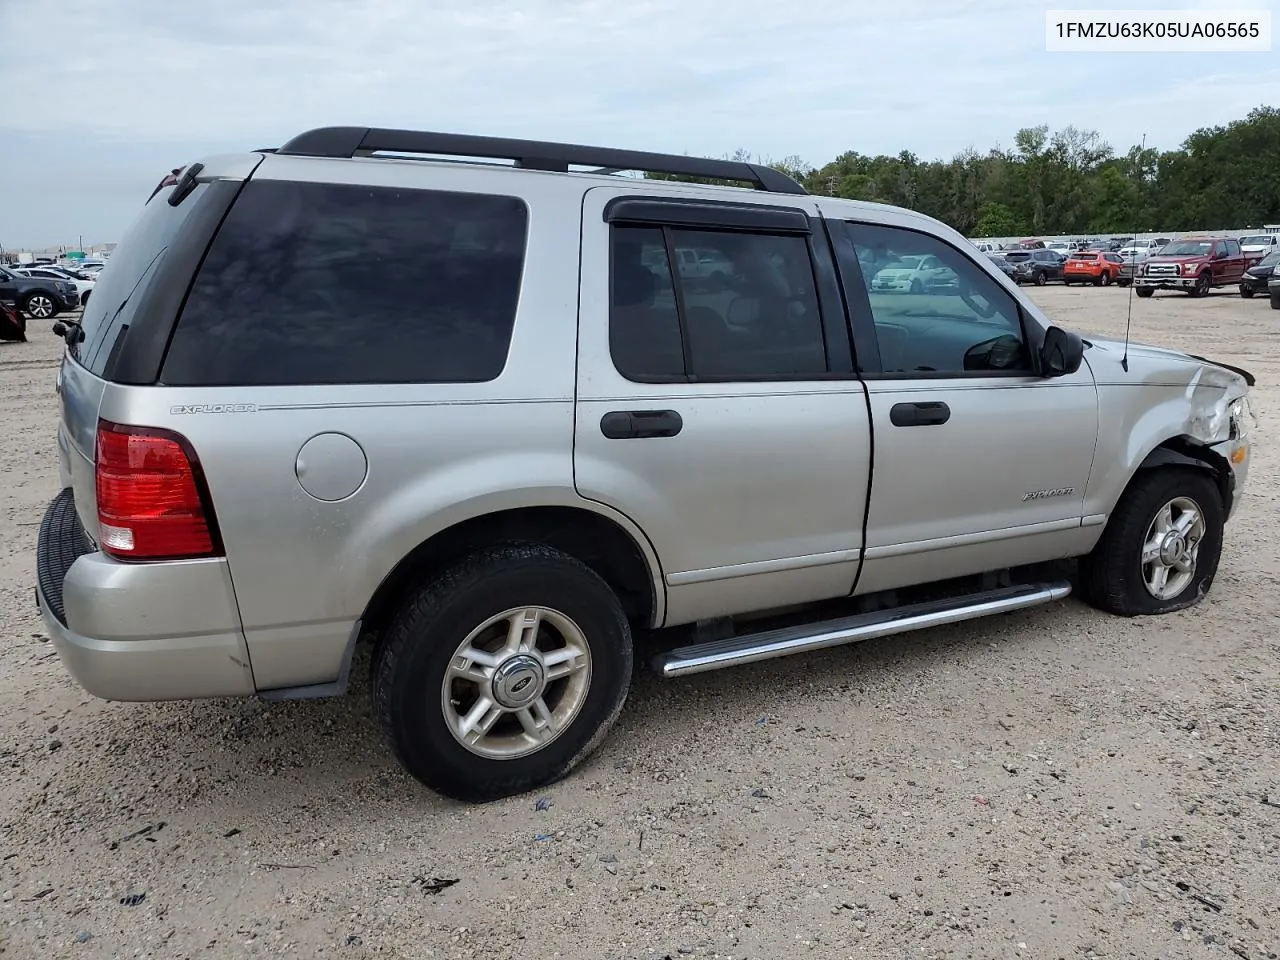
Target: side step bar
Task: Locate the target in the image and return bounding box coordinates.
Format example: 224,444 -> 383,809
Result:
654,581 -> 1072,678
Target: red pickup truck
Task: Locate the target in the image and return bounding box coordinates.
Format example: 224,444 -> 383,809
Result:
1134,237 -> 1264,298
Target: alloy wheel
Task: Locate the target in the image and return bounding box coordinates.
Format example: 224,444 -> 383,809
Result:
440,605 -> 592,760
1140,496 -> 1205,600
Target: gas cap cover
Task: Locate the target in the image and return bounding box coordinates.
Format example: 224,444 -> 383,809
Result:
295,432 -> 367,502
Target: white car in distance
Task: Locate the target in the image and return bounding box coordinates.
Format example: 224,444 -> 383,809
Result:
1240,235 -> 1278,256
17,266 -> 96,307
870,253 -> 959,293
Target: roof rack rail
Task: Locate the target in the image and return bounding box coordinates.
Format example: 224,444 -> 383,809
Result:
273,126 -> 807,195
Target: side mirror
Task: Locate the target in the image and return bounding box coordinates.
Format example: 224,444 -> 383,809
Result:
1040,325 -> 1084,377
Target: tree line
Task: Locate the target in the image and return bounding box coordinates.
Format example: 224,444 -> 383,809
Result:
648,105 -> 1280,239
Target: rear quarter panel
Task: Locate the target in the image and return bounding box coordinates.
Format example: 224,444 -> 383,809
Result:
127,156 -> 620,692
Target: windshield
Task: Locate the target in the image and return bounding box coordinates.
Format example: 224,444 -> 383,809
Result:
1241,236 -> 1271,245
1160,240 -> 1215,256
1257,250 -> 1280,267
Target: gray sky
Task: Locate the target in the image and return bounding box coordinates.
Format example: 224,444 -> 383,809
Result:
1,0 -> 1276,249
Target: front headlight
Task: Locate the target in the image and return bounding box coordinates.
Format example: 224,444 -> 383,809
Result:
1183,263 -> 1200,275
1229,396 -> 1255,440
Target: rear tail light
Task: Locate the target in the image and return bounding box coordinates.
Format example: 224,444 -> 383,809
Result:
95,420 -> 223,561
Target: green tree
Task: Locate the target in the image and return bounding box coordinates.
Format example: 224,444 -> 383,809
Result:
973,202 -> 1024,238
648,106 -> 1280,236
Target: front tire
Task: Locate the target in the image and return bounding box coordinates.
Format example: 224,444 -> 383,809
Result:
373,544 -> 633,803
1078,468 -> 1224,616
1135,287 -> 1154,299
21,292 -> 57,320
1239,285 -> 1254,299
1190,272 -> 1211,297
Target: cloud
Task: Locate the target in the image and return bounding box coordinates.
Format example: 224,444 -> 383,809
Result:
0,0 -> 1275,245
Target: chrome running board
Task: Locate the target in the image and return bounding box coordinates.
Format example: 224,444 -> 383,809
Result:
654,581 -> 1072,678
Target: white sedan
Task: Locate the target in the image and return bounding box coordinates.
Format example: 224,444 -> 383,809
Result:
870,254 -> 959,294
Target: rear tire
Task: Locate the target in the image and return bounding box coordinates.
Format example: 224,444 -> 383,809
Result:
372,543 -> 633,803
1077,468 -> 1224,617
1100,270 -> 1113,287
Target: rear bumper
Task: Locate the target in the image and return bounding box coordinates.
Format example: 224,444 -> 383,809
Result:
35,489 -> 255,701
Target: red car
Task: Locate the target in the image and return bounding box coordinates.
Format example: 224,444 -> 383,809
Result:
0,299 -> 26,342
1063,250 -> 1123,286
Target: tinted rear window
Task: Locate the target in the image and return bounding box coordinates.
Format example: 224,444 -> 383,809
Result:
161,180 -> 528,386
76,183 -> 212,375
1071,253 -> 1098,260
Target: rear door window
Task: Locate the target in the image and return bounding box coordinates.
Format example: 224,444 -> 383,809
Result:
162,180 -> 529,386
609,223 -> 828,382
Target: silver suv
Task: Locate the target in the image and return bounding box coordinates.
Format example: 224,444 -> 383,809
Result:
36,127 -> 1256,803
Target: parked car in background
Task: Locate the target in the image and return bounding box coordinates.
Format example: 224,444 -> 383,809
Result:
1117,253 -> 1148,286
1064,250 -> 1124,286
986,252 -> 1018,280
77,260 -> 107,276
869,253 -> 959,293
1239,249 -> 1280,297
1008,249 -> 1065,286
972,240 -> 998,253
1240,234 -> 1278,257
1119,238 -> 1172,258
0,264 -> 80,318
1046,241 -> 1073,256
17,266 -> 96,306
1135,237 -> 1263,298
0,298 -> 25,342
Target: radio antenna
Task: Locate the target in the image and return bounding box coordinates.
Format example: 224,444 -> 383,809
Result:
1121,132 -> 1146,373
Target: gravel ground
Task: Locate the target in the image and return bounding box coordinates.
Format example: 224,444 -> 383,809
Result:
2,285 -> 1278,960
